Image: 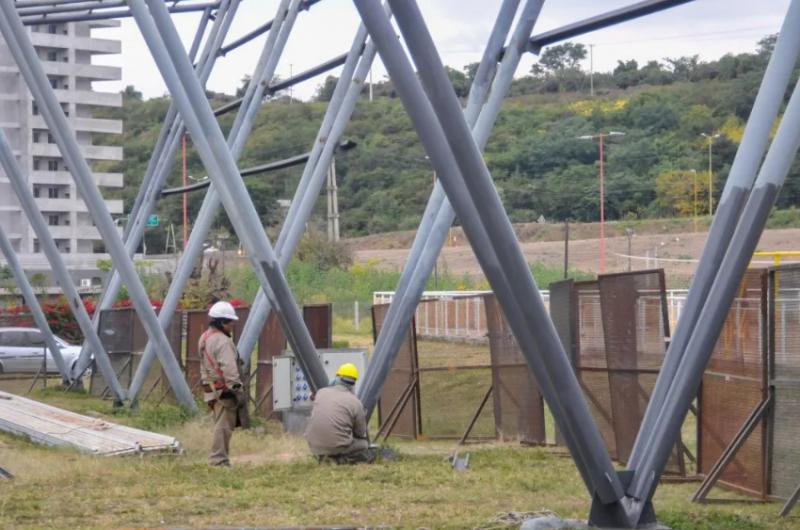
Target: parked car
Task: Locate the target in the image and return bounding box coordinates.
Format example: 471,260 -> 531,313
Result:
0,327 -> 83,375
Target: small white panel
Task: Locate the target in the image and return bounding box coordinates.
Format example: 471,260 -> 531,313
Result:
272,356 -> 294,411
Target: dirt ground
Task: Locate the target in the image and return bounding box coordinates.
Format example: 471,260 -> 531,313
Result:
351,223 -> 800,287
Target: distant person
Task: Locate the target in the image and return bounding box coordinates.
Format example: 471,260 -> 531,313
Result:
304,363 -> 376,464
200,300 -> 246,466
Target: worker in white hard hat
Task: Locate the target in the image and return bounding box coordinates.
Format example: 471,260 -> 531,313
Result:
304,363 -> 376,464
200,300 -> 246,466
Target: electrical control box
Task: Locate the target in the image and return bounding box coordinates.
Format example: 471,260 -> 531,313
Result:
272,349 -> 368,411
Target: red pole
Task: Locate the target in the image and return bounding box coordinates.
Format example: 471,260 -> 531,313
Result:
182,133 -> 188,250
599,134 -> 605,273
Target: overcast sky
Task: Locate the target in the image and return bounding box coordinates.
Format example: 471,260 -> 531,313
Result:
92,0 -> 792,101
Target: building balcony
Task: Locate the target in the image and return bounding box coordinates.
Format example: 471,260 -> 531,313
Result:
45,225 -> 77,239
34,197 -> 81,211
30,32 -> 120,55
31,142 -> 123,161
49,88 -> 121,108
33,197 -> 122,214
29,170 -> 122,188
42,61 -> 121,82
30,115 -> 122,134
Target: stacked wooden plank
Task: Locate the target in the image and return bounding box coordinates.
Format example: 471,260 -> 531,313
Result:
0,391 -> 181,456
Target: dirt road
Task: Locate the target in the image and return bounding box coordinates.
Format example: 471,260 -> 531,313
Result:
351,226 -> 800,287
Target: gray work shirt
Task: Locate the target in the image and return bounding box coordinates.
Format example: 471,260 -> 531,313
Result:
304,383 -> 368,455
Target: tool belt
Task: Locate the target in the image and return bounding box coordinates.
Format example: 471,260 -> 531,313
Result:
202,380 -> 226,393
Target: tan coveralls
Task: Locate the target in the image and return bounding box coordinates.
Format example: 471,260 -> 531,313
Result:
200,328 -> 242,466
304,382 -> 374,464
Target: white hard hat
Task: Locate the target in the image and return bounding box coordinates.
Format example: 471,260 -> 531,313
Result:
208,301 -> 239,321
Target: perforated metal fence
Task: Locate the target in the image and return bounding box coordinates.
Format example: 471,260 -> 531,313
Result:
372,303 -> 421,439
551,270 -> 684,472
373,298 -> 544,443
484,294 -> 546,444
91,307 -> 182,402
697,268 -> 769,498
769,265 -> 800,500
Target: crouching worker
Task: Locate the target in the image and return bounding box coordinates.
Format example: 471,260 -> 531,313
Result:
200,301 -> 248,467
304,363 -> 376,464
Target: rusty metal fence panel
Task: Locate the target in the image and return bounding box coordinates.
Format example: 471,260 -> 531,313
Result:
303,304 -> 333,348
574,279 -> 618,459
185,309 -> 207,394
551,271 -> 682,472
256,312 -> 285,419
91,308 -> 182,401
698,268 -> 769,498
598,270 -> 676,467
484,294 -> 545,444
770,265 -> 800,499
373,303 -> 421,439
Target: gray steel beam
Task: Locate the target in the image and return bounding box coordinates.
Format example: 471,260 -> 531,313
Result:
234,15 -> 383,368
627,0 -> 800,474
627,71 -> 800,523
0,225 -> 70,382
73,1 -> 233,379
0,125 -> 123,400
527,0 -> 694,52
126,0 -> 329,394
359,0 -> 701,435
216,0 -> 322,56
358,0 -> 523,418
0,3 -> 196,412
353,0 -> 631,511
124,4 -> 214,239
159,140 -> 356,196
128,0 -> 297,402
127,0 -> 295,402
214,50 -> 356,117
19,1 -> 220,24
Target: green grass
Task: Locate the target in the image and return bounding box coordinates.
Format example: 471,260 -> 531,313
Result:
0,342 -> 797,529
0,401 -> 795,530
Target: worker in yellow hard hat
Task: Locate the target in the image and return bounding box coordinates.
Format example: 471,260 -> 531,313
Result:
304,363 -> 376,464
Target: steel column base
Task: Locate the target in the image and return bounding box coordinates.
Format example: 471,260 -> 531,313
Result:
589,471 -> 656,529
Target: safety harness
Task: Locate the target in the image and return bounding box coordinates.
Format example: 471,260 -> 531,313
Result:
200,329 -> 227,391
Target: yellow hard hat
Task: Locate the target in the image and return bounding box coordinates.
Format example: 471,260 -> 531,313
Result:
336,363 -> 359,383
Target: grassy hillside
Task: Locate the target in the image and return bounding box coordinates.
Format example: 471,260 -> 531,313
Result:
96,36 -> 800,252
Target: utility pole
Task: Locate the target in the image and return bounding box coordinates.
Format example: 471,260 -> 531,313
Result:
563,219 -> 569,278
326,157 -> 340,242
625,228 -> 634,271
701,132 -> 720,215
369,67 -> 374,101
182,133 -> 188,249
578,131 -> 625,274
589,44 -> 594,97
288,63 -> 293,104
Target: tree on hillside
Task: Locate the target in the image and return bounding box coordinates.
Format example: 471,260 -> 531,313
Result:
122,85 -> 142,101
445,66 -> 471,98
655,169 -> 704,217
314,75 -> 339,102
531,42 -> 587,92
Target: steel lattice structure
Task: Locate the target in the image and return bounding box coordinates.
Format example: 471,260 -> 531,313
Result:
1,0 -> 800,526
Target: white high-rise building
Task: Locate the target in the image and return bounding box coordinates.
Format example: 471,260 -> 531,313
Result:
0,20 -> 123,259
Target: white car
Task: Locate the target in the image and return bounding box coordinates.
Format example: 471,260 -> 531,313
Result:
0,327 -> 83,375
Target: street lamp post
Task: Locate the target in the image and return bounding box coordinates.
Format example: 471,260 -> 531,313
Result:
701,132 -> 721,216
690,169 -> 698,232
578,131 -> 625,273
